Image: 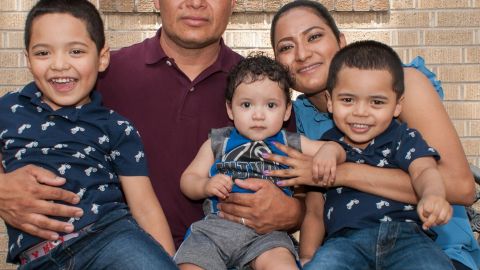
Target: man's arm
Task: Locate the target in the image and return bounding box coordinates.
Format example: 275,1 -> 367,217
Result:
0,164 -> 83,240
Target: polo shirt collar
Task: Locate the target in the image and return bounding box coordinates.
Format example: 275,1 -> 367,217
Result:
328,120 -> 400,155
144,29 -> 168,65
19,81 -> 103,122
144,28 -> 234,74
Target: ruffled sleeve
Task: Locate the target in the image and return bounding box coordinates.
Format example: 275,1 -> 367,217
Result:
403,56 -> 444,100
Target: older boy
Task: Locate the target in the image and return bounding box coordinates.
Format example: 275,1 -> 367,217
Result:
0,0 -> 176,268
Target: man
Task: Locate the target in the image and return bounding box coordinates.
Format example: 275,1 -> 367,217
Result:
0,0 -> 302,247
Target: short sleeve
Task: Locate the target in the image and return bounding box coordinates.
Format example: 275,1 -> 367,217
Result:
404,56 -> 444,100
393,127 -> 440,171
108,113 -> 149,176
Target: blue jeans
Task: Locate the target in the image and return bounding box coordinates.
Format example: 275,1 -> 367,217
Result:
304,222 -> 454,270
19,208 -> 177,270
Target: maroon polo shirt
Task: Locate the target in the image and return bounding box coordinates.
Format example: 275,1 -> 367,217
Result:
97,29 -> 242,246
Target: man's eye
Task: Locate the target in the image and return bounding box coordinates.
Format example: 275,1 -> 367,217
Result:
341,98 -> 353,103
372,100 -> 385,105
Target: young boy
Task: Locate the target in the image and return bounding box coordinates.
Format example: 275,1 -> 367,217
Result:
174,54 -> 345,270
0,0 -> 176,268
297,40 -> 454,269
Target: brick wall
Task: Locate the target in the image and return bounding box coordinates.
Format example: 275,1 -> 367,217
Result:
0,0 -> 478,268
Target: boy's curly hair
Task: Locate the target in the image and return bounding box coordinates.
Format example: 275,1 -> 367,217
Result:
226,52 -> 293,103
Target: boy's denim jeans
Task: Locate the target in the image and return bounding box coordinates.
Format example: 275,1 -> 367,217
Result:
304,222 -> 454,270
19,208 -> 177,270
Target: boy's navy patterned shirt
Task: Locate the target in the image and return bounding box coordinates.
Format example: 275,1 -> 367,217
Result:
321,120 -> 440,237
0,82 -> 149,262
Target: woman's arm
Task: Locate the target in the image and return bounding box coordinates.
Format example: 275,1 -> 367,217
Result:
121,176 -> 176,256
399,67 -> 475,205
267,144 -> 419,204
268,68 -> 475,206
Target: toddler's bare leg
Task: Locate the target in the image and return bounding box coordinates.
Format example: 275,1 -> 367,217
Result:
251,247 -> 297,270
178,263 -> 204,270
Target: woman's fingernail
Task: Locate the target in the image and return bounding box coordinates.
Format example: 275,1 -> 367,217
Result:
261,153 -> 269,158
277,181 -> 284,186
263,170 -> 270,175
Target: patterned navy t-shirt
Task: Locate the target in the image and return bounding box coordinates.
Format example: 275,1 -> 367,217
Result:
321,120 -> 440,237
0,82 -> 148,262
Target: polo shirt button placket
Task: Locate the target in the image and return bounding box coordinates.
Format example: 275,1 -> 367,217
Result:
48,115 -> 55,121
189,87 -> 195,92
166,60 -> 172,66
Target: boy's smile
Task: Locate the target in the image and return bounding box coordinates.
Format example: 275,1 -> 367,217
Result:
227,78 -> 292,141
327,67 -> 402,149
26,13 -> 109,110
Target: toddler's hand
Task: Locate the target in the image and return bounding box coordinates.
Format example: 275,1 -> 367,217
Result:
204,174 -> 232,199
312,142 -> 339,186
417,195 -> 452,230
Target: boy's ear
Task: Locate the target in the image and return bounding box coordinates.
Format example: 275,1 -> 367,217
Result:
283,102 -> 292,121
226,101 -> 234,121
98,46 -> 110,72
25,50 -> 32,72
394,95 -> 404,118
339,33 -> 347,49
326,91 -> 333,113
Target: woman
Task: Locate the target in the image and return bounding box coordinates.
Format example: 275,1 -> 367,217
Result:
267,1 -> 479,269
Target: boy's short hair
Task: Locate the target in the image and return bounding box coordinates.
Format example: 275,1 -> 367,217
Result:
326,40 -> 405,100
226,52 -> 293,104
24,0 -> 105,52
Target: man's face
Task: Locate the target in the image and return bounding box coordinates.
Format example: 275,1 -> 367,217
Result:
154,0 -> 234,49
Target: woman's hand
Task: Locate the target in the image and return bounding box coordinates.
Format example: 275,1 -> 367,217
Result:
264,142 -> 317,187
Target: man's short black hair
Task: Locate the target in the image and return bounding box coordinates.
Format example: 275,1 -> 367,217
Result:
326,40 -> 404,99
25,0 -> 105,52
226,52 -> 293,104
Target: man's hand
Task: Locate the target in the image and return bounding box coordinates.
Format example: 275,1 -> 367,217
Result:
0,165 -> 83,240
217,178 -> 302,234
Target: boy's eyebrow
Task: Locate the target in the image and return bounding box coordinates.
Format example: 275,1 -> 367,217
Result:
30,41 -> 90,50
370,95 -> 389,100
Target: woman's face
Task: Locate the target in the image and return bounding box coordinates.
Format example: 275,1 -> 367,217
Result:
273,7 -> 345,95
